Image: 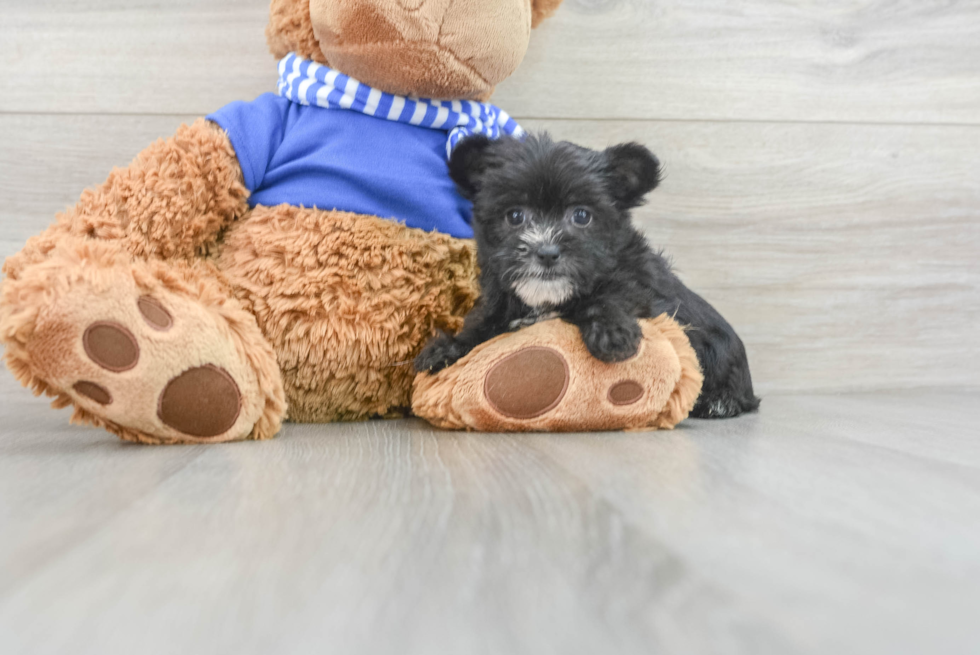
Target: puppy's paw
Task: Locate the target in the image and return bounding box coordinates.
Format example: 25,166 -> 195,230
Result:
580,319 -> 642,363
690,391 -> 761,419
415,336 -> 469,373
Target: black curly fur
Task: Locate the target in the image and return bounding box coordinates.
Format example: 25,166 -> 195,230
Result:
415,133 -> 759,418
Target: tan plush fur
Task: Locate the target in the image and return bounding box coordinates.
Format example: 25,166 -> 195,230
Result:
308,0 -> 532,100
267,0 -> 323,63
270,0 -> 561,100
217,204 -> 479,422
650,315 -> 704,429
412,316 -> 703,432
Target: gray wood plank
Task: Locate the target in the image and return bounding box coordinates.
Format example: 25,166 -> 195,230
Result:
500,0 -> 980,124
534,119 -> 980,290
0,403 -> 208,595
1,381 -> 978,655
2,1 -> 979,123
3,114 -> 978,393
0,378 -> 208,594
0,114 -> 195,258
0,2 -> 272,116
522,391 -> 980,655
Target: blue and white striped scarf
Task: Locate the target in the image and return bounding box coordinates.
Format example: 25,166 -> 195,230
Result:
277,52 -> 524,159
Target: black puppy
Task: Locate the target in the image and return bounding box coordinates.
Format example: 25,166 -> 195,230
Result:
415,133 -> 759,418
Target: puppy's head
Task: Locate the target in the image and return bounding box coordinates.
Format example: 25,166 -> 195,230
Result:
450,133 -> 661,307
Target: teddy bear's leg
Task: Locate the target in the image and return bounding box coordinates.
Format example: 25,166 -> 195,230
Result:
1,238 -> 286,443
0,119 -> 284,442
412,316 -> 704,432
216,205 -> 480,422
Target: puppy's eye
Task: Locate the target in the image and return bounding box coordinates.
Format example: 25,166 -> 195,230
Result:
571,207 -> 593,227
505,209 -> 526,227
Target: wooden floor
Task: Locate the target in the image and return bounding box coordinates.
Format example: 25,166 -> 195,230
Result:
1,373 -> 979,654
2,1 -> 980,653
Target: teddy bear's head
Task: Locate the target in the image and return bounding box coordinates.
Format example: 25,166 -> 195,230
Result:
267,0 -> 564,101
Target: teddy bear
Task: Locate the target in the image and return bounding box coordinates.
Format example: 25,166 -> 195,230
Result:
0,0 -> 702,444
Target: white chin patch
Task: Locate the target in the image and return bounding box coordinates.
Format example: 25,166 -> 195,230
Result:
513,278 -> 574,308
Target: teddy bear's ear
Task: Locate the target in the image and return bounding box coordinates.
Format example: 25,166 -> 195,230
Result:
531,0 -> 565,28
448,135 -> 496,201
602,143 -> 662,210
267,0 -> 324,63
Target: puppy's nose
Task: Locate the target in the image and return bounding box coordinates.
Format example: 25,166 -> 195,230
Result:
536,244 -> 561,266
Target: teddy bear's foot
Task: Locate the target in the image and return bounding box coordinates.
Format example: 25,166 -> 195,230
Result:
1,243 -> 286,443
412,316 -> 704,432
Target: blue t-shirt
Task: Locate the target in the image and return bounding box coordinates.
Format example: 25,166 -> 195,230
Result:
208,93 -> 474,238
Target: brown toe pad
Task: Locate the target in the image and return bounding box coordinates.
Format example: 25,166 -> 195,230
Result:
484,347 -> 569,419
83,322 -> 139,372
138,296 -> 173,331
73,381 -> 113,405
158,365 -> 242,438
609,380 -> 644,406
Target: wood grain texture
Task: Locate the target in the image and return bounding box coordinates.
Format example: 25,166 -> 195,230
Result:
0,114 -> 194,259
2,1 -> 979,123
3,114 -> 978,393
499,0 -> 980,123
1,374 -> 979,655
0,2 -> 272,116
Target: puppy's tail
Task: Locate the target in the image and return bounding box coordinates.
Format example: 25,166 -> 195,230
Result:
741,393 -> 762,413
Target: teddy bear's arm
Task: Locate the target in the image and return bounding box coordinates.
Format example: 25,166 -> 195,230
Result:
4,119 -> 250,281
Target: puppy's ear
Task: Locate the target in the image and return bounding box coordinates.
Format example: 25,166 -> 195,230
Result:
603,143 -> 662,210
448,135 -> 495,200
